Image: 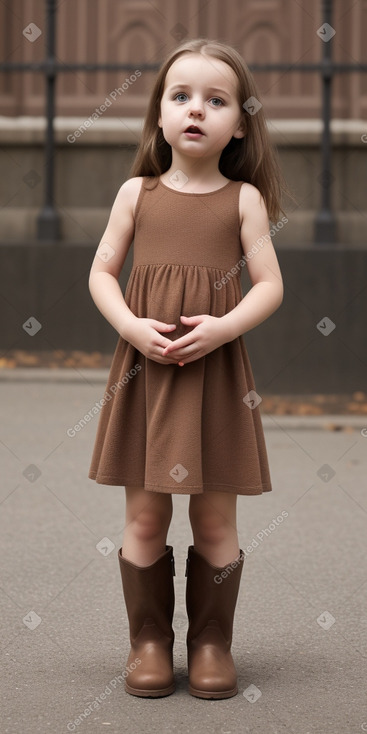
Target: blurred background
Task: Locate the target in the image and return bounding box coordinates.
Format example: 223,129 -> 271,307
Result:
0,0 -> 366,410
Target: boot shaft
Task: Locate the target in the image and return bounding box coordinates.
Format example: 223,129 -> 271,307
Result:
119,546 -> 175,640
185,545 -> 244,645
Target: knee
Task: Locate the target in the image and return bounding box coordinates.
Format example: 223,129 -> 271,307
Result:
189,507 -> 227,547
130,506 -> 171,543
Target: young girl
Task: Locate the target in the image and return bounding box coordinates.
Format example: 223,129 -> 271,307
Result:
88,38 -> 286,700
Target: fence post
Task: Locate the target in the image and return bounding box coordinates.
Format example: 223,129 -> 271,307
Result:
314,0 -> 337,244
36,0 -> 61,240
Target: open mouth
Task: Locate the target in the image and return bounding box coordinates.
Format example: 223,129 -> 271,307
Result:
184,125 -> 204,136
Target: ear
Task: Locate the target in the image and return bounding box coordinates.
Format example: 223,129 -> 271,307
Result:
158,114 -> 162,128
233,121 -> 246,139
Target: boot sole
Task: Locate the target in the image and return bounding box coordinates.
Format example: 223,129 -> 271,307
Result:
188,684 -> 238,699
125,681 -> 175,697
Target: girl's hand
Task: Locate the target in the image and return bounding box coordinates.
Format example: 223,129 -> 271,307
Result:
161,315 -> 230,364
124,317 -> 181,364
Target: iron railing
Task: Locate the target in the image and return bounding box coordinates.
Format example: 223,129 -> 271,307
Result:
0,0 -> 366,243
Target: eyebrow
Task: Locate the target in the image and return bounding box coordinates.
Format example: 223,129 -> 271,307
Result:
167,83 -> 231,98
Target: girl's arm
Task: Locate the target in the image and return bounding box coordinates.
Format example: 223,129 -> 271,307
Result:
219,182 -> 284,341
89,177 -> 178,363
88,178 -> 138,337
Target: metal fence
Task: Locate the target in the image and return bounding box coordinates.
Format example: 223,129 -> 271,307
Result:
1,0 -> 366,244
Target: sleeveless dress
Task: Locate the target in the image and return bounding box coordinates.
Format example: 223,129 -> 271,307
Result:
88,176 -> 272,495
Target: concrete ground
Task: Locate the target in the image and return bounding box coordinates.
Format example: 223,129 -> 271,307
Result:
1,369 -> 366,734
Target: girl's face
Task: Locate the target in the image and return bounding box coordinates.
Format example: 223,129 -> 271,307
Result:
158,53 -> 245,161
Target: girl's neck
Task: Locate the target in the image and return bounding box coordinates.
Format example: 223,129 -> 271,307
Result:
162,152 -> 229,192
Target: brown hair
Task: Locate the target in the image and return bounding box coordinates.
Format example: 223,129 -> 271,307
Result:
130,38 -> 290,222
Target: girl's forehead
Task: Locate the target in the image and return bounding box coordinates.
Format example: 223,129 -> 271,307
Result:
163,53 -> 238,91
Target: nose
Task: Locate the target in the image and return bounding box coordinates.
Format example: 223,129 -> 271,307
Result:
188,95 -> 205,118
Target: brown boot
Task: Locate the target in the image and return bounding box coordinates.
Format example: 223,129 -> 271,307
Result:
118,545 -> 175,697
185,545 -> 244,699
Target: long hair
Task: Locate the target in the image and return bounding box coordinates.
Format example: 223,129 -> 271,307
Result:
130,38 -> 291,222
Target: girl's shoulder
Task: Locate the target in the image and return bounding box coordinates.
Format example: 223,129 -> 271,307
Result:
238,181 -> 262,202
238,182 -> 267,227
121,175 -> 145,199
117,176 -> 146,220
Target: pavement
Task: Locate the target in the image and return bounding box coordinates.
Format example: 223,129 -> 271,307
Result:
1,369 -> 367,734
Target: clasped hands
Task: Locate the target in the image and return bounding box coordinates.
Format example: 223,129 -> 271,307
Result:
127,314 -> 231,366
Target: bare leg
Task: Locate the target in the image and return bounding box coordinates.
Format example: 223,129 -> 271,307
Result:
189,491 -> 239,566
121,486 -> 173,566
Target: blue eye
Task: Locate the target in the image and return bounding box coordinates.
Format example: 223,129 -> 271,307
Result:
174,93 -> 188,103
172,92 -> 224,106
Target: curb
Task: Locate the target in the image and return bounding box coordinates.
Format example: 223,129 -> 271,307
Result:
0,367 -> 109,383
261,414 -> 367,431
1,368 -> 366,431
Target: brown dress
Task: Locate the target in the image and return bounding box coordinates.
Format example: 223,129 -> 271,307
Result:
88,176 -> 272,495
